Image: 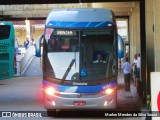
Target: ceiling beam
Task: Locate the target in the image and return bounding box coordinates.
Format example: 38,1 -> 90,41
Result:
0,0 -> 140,5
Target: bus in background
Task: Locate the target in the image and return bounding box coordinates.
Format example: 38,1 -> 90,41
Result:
0,22 -> 15,80
35,8 -> 124,115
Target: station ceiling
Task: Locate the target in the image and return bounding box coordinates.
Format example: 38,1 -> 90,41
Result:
0,2 -> 140,20
0,0 -> 140,5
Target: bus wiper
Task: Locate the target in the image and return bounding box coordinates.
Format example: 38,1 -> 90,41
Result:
61,59 -> 76,84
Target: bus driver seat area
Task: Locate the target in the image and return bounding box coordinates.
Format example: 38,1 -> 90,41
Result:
93,51 -> 107,63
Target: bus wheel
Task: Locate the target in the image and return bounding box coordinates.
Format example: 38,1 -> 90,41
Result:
47,109 -> 56,117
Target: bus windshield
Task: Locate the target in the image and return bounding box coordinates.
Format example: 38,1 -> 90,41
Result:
45,28 -> 116,81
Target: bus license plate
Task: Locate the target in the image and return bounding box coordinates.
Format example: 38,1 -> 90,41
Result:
73,101 -> 86,106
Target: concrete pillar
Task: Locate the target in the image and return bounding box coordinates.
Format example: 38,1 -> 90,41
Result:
129,11 -> 136,61
129,3 -> 140,62
30,20 -> 35,41
153,0 -> 160,71
146,0 -> 154,73
145,0 -> 154,108
25,20 -> 31,41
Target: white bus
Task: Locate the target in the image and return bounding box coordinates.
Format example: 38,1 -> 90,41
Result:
35,8 -> 124,116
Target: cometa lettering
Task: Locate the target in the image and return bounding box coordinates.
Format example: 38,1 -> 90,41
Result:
73,82 -> 87,85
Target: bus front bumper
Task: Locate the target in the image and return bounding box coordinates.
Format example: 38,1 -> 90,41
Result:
43,91 -> 117,110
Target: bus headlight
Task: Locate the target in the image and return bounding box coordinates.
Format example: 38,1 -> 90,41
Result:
45,87 -> 56,96
102,88 -> 116,95
105,88 -> 114,95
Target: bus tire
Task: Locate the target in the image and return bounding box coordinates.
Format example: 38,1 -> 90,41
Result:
47,109 -> 56,117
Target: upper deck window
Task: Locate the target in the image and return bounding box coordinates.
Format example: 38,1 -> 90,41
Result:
0,25 -> 10,40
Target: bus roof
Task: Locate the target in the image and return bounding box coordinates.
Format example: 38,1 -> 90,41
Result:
0,21 -> 13,26
46,8 -> 116,28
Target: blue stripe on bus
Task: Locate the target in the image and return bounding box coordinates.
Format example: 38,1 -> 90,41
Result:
47,21 -> 114,28
43,80 -> 117,93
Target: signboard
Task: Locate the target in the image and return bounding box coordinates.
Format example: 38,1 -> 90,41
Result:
54,30 -> 77,36
151,72 -> 160,120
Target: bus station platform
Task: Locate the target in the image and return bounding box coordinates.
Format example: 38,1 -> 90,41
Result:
117,73 -> 141,110
117,73 -> 150,120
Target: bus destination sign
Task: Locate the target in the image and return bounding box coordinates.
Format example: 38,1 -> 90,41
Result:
55,30 -> 76,36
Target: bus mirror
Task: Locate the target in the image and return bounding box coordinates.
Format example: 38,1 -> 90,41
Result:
117,34 -> 124,59
35,34 -> 43,57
